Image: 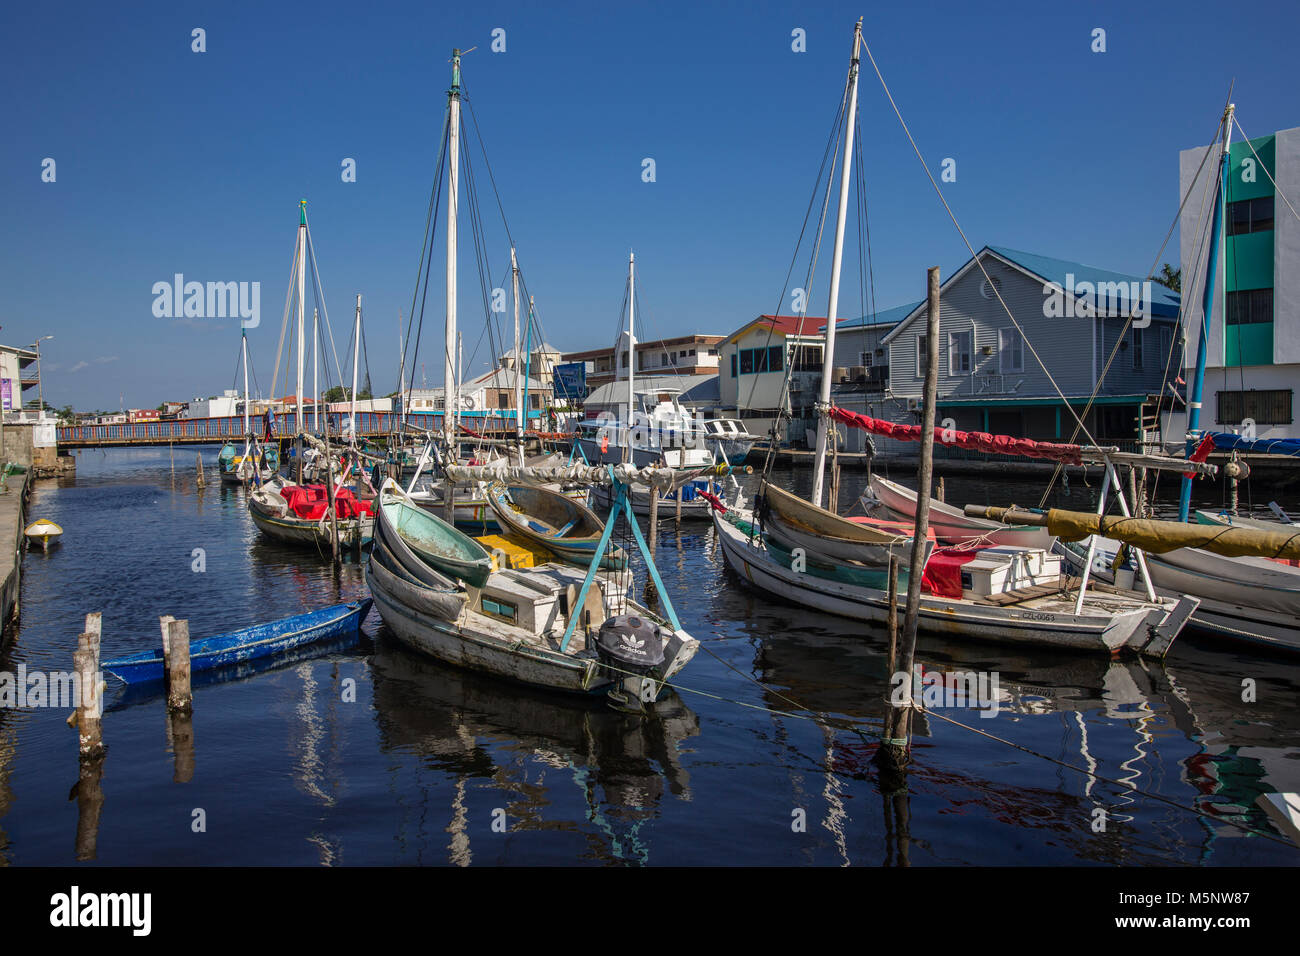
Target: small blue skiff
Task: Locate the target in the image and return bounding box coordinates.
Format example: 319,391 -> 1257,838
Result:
102,599 -> 372,684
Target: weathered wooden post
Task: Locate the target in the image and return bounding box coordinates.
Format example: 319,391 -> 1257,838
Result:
73,612 -> 104,759
324,431 -> 340,566
878,266 -> 940,773
675,482 -> 683,525
885,555 -> 899,676
936,476 -> 945,504
166,618 -> 193,714
195,453 -> 205,488
159,614 -> 175,689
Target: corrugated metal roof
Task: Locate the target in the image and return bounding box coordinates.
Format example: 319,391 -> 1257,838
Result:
988,246 -> 1181,318
820,300 -> 924,332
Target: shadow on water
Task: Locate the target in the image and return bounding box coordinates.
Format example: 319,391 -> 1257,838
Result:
368,628 -> 700,866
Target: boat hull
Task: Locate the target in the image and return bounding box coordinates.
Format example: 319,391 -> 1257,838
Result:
868,474 -> 1054,549
1056,538 -> 1300,654
714,511 -> 1189,657
102,600 -> 372,684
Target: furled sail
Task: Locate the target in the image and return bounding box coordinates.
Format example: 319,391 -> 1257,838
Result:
826,406 -> 1083,465
976,505 -> 1300,560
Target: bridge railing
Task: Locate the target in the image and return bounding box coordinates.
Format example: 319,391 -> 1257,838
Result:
56,410 -> 545,445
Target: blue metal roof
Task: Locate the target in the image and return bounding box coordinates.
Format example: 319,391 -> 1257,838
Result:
988,246 -> 1181,319
819,299 -> 924,333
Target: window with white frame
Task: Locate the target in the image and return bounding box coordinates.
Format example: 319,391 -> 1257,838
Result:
858,351 -> 874,368
998,327 -> 1023,373
1131,327 -> 1144,370
916,334 -> 928,376
948,330 -> 972,375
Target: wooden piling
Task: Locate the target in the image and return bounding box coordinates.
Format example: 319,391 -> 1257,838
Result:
195,453 -> 205,488
159,614 -> 175,687
74,747 -> 106,861
166,618 -> 193,714
885,555 -> 899,676
878,266 -> 940,773
324,430 -> 340,565
675,482 -> 683,525
936,476 -> 945,504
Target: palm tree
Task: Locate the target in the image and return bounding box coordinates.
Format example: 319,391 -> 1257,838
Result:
1151,263 -> 1181,293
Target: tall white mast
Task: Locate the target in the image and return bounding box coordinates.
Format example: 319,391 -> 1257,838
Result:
625,251 -> 635,463
512,246 -> 524,463
398,312 -> 407,429
312,307 -> 319,433
809,19 -> 863,510
456,331 -> 463,443
444,49 -> 462,451
241,330 -> 250,456
350,294 -> 362,440
295,200 -> 307,436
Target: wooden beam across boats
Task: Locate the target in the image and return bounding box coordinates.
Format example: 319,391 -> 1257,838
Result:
102,600 -> 372,684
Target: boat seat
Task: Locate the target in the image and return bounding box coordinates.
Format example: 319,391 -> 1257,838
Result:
554,519 -> 577,538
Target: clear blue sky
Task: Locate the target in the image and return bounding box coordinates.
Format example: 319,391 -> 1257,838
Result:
2,0 -> 1296,410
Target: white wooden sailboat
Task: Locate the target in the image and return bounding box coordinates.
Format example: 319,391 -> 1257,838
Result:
711,20 -> 1199,658
1045,101 -> 1300,655
366,50 -> 700,707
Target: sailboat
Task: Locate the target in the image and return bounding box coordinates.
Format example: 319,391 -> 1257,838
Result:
218,327 -> 279,484
1050,102 -> 1300,654
365,49 -> 700,707
248,201 -> 374,551
710,20 -> 1199,658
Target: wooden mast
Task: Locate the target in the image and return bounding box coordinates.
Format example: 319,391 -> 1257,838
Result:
809,18 -> 863,510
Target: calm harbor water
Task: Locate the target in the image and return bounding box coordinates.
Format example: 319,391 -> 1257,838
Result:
0,445 -> 1297,866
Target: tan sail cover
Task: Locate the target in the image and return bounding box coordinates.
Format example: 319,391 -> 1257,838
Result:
764,483 -> 906,545
1047,509 -> 1300,560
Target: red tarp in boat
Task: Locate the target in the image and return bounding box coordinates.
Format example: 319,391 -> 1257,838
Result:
826,406 -> 1083,466
920,548 -> 978,599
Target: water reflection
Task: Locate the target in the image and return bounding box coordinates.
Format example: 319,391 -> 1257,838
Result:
369,633 -> 699,865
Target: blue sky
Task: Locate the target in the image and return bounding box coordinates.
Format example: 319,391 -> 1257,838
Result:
2,0 -> 1296,410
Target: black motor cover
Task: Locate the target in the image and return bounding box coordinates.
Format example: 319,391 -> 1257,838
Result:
596,614 -> 665,677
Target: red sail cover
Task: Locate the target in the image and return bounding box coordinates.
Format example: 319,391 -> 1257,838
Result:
826,406 -> 1083,466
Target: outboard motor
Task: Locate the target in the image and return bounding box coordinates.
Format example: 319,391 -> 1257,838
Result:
596,615 -> 666,713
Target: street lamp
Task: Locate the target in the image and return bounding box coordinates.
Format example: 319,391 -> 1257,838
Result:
32,336 -> 53,420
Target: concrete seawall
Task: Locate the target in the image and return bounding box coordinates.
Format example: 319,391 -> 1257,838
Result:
0,470 -> 28,654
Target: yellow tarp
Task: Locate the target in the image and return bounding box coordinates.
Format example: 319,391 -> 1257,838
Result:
1046,509 -> 1300,559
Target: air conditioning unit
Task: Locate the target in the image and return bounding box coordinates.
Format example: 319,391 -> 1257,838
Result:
850,365 -> 867,382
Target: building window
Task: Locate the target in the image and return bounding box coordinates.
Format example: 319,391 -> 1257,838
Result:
1130,327 -> 1144,370
679,350 -> 687,358
1160,325 -> 1173,365
689,349 -> 696,356
1226,288 -> 1273,325
1227,196 -> 1274,236
916,334 -> 928,376
948,331 -> 971,375
707,348 -> 718,356
1216,389 -> 1292,425
498,393 -> 510,409
730,353 -> 737,377
768,346 -> 783,373
621,352 -> 628,368
859,351 -> 874,368
998,328 -> 1023,373
740,349 -> 754,375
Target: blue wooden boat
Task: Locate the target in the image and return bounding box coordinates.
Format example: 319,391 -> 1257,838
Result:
102,599 -> 372,684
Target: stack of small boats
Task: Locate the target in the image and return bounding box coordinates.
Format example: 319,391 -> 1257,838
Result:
365,478 -> 698,706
